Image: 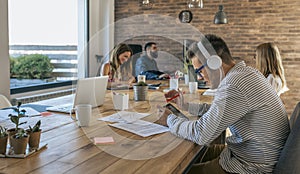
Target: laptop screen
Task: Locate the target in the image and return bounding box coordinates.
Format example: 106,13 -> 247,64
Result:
73,76 -> 109,108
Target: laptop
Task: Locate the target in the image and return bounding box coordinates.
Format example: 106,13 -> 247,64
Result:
188,65 -> 210,89
46,76 -> 108,113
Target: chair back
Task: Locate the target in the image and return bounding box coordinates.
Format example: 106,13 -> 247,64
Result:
0,94 -> 12,109
128,44 -> 143,77
273,102 -> 300,174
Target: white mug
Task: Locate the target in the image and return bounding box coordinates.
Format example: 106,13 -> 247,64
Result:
189,82 -> 198,94
169,78 -> 179,90
71,104 -> 92,127
137,75 -> 146,83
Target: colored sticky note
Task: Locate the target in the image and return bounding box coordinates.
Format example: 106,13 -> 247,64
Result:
94,137 -> 115,145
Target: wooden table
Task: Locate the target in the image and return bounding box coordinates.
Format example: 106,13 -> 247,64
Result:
0,81 -> 213,174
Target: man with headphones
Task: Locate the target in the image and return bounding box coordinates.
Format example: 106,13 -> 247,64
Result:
157,34 -> 290,173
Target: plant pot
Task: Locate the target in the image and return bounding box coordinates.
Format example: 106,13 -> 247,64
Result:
0,136 -> 8,155
27,130 -> 41,151
10,136 -> 29,155
133,85 -> 148,101
7,128 -> 20,146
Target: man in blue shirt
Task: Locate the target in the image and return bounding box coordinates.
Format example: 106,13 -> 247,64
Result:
135,42 -> 169,79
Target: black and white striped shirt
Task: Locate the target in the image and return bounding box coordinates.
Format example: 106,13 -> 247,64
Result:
167,61 -> 290,173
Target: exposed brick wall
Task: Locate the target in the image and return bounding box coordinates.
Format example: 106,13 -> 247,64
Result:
115,0 -> 300,116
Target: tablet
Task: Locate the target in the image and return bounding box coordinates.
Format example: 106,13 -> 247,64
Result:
164,103 -> 189,120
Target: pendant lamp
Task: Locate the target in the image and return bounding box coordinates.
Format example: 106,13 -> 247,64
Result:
214,5 -> 228,24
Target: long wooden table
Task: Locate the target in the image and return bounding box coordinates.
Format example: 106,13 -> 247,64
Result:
0,80 -> 213,174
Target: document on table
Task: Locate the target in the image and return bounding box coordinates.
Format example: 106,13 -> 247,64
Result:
203,89 -> 217,96
98,111 -> 150,123
0,107 -> 41,120
109,120 -> 169,137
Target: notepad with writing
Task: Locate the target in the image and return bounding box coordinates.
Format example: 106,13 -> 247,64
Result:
94,137 -> 115,145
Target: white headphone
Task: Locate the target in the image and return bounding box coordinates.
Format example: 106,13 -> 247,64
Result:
197,41 -> 222,70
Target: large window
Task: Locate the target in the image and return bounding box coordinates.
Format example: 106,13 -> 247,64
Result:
9,0 -> 83,93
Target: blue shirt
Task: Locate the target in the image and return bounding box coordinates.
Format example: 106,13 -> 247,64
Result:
135,54 -> 159,76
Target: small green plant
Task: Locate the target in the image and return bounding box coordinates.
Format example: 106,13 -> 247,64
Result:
135,81 -> 148,86
28,120 -> 41,132
0,126 -> 8,138
11,54 -> 54,79
8,102 -> 27,130
13,129 -> 28,139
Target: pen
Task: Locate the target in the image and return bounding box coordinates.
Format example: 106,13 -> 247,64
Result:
166,91 -> 185,102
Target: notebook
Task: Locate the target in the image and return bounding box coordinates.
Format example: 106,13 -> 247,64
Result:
188,65 -> 211,89
46,76 -> 108,113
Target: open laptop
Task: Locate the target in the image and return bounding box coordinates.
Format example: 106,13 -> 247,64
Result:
46,76 -> 108,113
188,65 -> 210,89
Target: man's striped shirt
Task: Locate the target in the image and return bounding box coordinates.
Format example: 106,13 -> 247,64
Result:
167,61 -> 290,173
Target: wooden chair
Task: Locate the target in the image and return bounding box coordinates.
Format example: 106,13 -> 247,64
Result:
0,94 -> 12,109
273,102 -> 300,174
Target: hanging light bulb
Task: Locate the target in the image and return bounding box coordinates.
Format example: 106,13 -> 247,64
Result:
214,5 -> 228,24
188,0 -> 203,8
141,0 -> 153,9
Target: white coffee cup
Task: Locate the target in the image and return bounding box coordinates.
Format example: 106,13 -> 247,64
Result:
189,82 -> 198,94
71,104 -> 92,127
170,78 -> 179,90
137,75 -> 146,83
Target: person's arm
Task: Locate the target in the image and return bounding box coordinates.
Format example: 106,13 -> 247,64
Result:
102,63 -> 110,76
166,84 -> 249,145
127,75 -> 136,85
164,89 -> 210,116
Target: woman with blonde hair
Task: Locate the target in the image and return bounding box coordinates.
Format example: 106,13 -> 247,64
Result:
256,42 -> 288,96
101,43 -> 136,85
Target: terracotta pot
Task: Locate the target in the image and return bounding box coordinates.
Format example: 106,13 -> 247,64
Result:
27,130 -> 41,151
7,128 -> 20,146
10,136 -> 29,155
0,136 -> 8,155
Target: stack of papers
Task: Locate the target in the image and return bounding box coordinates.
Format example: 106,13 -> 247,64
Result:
109,120 -> 169,137
98,111 -> 149,123
98,111 -> 169,137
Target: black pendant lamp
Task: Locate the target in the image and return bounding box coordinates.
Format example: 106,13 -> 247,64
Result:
214,5 -> 228,24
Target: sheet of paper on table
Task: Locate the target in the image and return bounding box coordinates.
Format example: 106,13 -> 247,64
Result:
98,111 -> 150,123
202,89 -> 217,96
0,107 -> 41,120
109,120 -> 169,137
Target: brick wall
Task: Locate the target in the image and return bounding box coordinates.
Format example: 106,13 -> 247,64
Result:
115,0 -> 300,116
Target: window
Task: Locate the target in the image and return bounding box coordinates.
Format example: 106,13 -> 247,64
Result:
9,0 -> 87,94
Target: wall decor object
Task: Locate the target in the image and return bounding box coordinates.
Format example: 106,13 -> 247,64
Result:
179,10 -> 193,23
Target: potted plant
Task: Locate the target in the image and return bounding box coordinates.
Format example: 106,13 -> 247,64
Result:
27,120 -> 42,151
0,126 -> 8,155
133,81 -> 148,101
10,129 -> 29,155
7,102 -> 27,146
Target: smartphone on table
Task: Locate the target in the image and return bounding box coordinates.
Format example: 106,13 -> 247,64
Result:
164,103 -> 189,120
